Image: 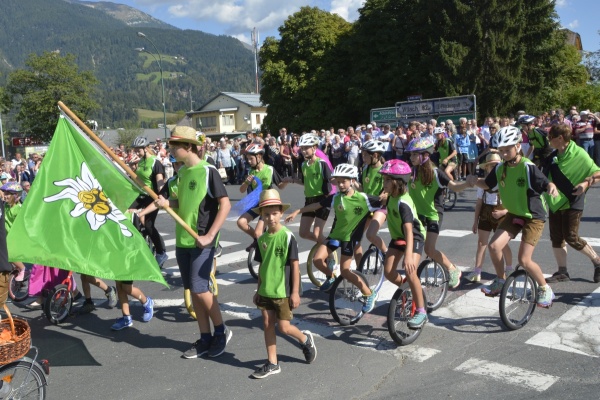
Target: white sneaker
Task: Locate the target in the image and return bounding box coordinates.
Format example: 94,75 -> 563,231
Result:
465,271 -> 481,282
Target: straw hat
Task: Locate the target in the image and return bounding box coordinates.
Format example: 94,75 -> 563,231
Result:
169,126 -> 202,145
477,152 -> 502,169
251,189 -> 290,214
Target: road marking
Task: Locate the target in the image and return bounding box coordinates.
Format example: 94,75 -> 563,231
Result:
455,358 -> 559,392
525,287 -> 600,358
582,237 -> 600,247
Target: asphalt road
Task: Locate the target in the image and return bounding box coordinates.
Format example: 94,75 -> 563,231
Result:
9,183 -> 600,400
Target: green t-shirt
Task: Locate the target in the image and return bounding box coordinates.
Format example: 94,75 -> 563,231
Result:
544,141 -> 600,212
361,165 -> 383,196
301,158 -> 331,197
409,169 -> 449,220
137,155 -> 158,189
255,226 -> 299,298
4,203 -> 21,234
437,139 -> 457,164
321,191 -> 382,241
387,193 -> 426,242
249,164 -> 274,191
484,157 -> 549,220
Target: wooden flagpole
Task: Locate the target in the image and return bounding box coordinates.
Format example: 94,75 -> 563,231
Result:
57,101 -> 200,240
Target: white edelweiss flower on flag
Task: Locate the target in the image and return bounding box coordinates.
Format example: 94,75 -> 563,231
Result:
44,162 -> 132,237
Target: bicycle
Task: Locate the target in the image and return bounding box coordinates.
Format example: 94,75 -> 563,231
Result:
498,265 -> 538,330
43,270 -> 77,325
183,258 -> 218,320
0,306 -> 49,399
417,258 -> 449,312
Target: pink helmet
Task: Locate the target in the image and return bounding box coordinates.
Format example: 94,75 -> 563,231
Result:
379,159 -> 412,182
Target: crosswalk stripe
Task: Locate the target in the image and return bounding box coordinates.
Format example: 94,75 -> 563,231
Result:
525,286 -> 600,358
455,358 -> 559,392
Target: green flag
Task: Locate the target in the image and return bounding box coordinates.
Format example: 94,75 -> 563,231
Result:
7,114 -> 167,286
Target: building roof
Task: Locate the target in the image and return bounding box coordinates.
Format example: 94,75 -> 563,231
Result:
220,92 -> 264,107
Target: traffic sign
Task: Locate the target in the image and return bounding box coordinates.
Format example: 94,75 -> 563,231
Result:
370,107 -> 397,123
435,96 -> 474,114
395,95 -> 476,118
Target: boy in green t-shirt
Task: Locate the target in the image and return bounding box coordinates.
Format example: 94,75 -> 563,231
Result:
251,189 -> 316,379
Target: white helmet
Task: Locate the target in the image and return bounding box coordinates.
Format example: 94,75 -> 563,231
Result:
496,126 -> 522,147
298,134 -> 320,147
362,140 -> 386,154
331,163 -> 359,179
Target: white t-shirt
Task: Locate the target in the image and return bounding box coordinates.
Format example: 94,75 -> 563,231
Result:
477,187 -> 499,206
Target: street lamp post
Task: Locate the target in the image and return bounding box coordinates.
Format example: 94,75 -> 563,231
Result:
136,31 -> 167,140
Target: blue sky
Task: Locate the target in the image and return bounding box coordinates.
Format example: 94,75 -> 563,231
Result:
89,0 -> 599,51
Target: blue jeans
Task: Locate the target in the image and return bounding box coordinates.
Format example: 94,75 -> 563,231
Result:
580,138 -> 595,160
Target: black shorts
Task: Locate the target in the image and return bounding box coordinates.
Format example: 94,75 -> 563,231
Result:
388,239 -> 424,255
302,195 -> 330,221
418,212 -> 443,234
327,216 -> 368,257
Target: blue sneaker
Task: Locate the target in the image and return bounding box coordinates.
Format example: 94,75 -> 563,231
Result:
319,276 -> 336,292
143,297 -> 154,322
155,252 -> 168,268
362,290 -> 379,313
481,278 -> 504,297
111,315 -> 132,331
407,312 -> 428,329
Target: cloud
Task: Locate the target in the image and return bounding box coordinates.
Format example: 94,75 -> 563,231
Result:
555,0 -> 568,8
568,19 -> 579,29
329,0 -> 365,21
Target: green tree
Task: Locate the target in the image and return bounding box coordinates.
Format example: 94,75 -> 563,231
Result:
259,6 -> 352,132
6,52 -> 99,141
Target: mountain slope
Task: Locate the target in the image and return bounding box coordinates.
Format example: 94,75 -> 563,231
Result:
0,0 -> 255,128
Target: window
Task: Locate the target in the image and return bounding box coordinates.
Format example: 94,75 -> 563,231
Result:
221,114 -> 234,126
198,116 -> 216,129
255,114 -> 261,124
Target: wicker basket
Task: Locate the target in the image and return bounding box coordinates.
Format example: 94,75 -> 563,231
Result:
0,304 -> 31,365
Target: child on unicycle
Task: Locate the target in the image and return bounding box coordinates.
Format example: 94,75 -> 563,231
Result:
285,164 -> 382,315
377,159 -> 428,328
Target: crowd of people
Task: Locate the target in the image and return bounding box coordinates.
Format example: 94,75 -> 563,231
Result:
1,104 -> 599,379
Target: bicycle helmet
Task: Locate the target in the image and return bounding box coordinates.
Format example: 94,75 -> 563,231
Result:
517,115 -> 535,125
433,127 -> 445,135
0,182 -> 22,193
405,137 -> 435,154
331,163 -> 359,179
298,134 -> 320,147
132,136 -> 149,148
496,126 -> 522,147
379,159 -> 412,182
362,140 -> 387,154
245,143 -> 265,155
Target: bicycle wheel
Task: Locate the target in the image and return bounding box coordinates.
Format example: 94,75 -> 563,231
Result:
9,273 -> 30,302
329,271 -> 369,326
387,287 -> 424,346
307,244 -> 339,287
499,270 -> 537,330
417,259 -> 448,312
443,189 -> 457,211
184,259 -> 218,320
44,284 -> 72,324
247,247 -> 259,279
0,360 -> 47,399
357,247 -> 384,293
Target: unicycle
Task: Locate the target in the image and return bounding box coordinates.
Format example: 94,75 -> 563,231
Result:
443,188 -> 457,211
44,271 -> 76,324
247,246 -> 259,279
387,281 -> 427,346
8,266 -> 31,303
417,258 -> 448,312
499,266 -> 537,330
184,258 -> 218,320
306,242 -> 339,287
